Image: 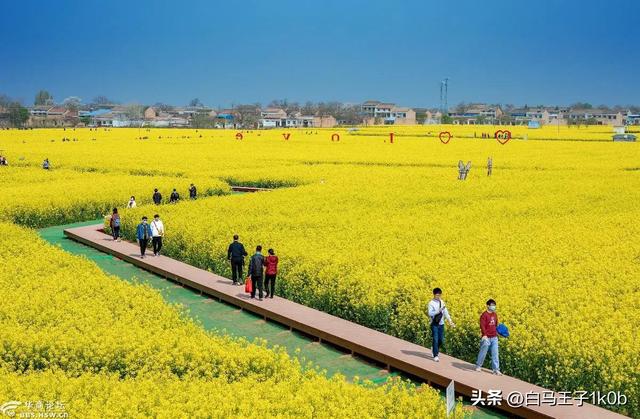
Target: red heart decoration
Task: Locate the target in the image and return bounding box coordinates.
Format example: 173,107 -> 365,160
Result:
495,130 -> 511,145
439,131 -> 452,144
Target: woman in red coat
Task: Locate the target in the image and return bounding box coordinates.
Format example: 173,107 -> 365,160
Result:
264,248 -> 279,298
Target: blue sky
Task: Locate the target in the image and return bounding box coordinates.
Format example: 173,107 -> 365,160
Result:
1,0 -> 638,108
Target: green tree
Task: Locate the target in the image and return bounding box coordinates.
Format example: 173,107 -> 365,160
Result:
190,112 -> 215,128
441,114 -> 453,124
234,104 -> 260,129
189,98 -> 203,108
34,90 -> 53,106
571,102 -> 592,109
92,96 -> 115,106
8,102 -> 30,127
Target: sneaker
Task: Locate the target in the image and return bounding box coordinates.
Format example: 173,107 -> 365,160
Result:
258,298 -> 263,301
475,366 -> 482,372
269,295 -> 274,299
493,370 -> 503,376
433,356 -> 439,362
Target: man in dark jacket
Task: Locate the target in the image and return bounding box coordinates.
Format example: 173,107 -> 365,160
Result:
189,184 -> 197,200
248,245 -> 265,300
152,188 -> 162,205
227,235 -> 248,285
169,188 -> 180,203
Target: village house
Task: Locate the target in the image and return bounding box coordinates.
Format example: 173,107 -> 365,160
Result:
259,108 -> 337,128
423,109 -> 443,124
143,106 -> 190,127
361,100 -> 416,125
447,104 -> 502,124
28,106 -> 79,127
566,108 -> 625,125
259,108 -> 288,128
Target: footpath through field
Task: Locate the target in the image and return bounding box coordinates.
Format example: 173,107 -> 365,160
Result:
62,223 -> 625,419
41,221 -> 502,418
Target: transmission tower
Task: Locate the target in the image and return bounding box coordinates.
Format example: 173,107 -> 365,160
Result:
439,78 -> 449,114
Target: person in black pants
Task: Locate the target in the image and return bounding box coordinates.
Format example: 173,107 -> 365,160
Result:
248,245 -> 265,300
136,216 -> 152,259
150,214 -> 165,256
152,188 -> 162,205
227,235 -> 248,285
264,248 -> 279,298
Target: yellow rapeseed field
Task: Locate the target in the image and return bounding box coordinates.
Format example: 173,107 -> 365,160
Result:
0,125 -> 638,416
0,221 -> 454,418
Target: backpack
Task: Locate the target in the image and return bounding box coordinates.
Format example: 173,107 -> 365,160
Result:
250,255 -> 263,276
431,300 -> 444,326
113,216 -> 121,227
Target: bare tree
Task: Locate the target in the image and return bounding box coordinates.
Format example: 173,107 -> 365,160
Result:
63,96 -> 82,111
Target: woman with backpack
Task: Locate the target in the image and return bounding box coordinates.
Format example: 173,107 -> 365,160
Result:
109,208 -> 121,241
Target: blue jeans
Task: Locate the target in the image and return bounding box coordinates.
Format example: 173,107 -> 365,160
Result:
431,324 -> 445,356
476,336 -> 500,371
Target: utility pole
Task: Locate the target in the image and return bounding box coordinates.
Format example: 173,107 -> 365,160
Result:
440,78 -> 449,114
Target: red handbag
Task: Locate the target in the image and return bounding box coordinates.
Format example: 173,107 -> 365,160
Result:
244,277 -> 253,293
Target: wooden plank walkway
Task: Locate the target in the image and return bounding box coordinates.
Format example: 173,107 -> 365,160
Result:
230,185 -> 272,193
64,224 -> 627,419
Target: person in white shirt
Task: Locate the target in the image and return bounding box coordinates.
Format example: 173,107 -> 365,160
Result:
428,287 -> 455,362
150,214 -> 165,256
127,196 -> 137,208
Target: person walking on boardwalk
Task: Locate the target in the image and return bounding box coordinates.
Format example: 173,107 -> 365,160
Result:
136,216 -> 152,259
227,235 -> 248,285
150,214 -> 165,256
428,287 -> 455,362
475,298 -> 502,375
152,188 -> 162,205
248,245 -> 265,300
127,196 -> 137,208
109,208 -> 121,242
264,248 -> 279,298
189,183 -> 197,200
169,188 -> 180,203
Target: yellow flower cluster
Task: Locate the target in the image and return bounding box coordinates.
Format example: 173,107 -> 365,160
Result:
0,166 -> 229,227
0,370 -> 457,419
0,221 -> 453,417
0,126 -> 638,416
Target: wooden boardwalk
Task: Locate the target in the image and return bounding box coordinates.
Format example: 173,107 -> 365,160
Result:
230,185 -> 272,193
64,224 -> 627,419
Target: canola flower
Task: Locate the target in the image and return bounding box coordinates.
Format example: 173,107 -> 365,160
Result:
0,221 -> 455,418
0,127 -> 638,416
